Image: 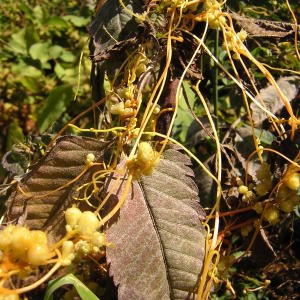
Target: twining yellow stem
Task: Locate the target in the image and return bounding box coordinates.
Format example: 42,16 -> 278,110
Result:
191,86 -> 223,300
261,63 -> 300,75
238,54 -> 282,137
74,48 -> 84,101
17,164 -> 92,199
192,85 -> 222,207
51,231 -> 77,250
46,98 -> 106,151
197,231 -> 221,300
221,28 -> 264,161
197,223 -> 212,299
129,8 -> 176,158
240,43 -> 299,127
0,254 -> 62,295
245,147 -> 300,185
202,41 -> 288,133
244,205 -> 267,255
119,0 -> 145,21
99,174 -> 132,227
181,29 -> 284,132
172,0 -> 185,31
244,151 -> 299,256
143,131 -> 219,184
68,124 -> 126,134
158,19 -> 209,157
285,0 -> 300,61
202,251 -> 220,296
192,86 -> 223,297
112,47 -> 140,87
208,205 -> 255,218
95,170 -> 123,214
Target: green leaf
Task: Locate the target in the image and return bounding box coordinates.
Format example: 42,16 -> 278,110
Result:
54,64 -> 76,81
20,76 -> 40,93
6,122 -> 25,151
29,42 -> 50,63
180,81 -> 197,109
48,45 -> 64,59
251,46 -> 272,57
19,2 -> 34,19
60,50 -> 76,63
106,148 -> 206,299
62,68 -> 76,77
46,16 -> 69,28
37,85 -> 73,132
236,124 -> 274,147
54,63 -> 65,78
2,144 -> 31,177
41,61 -> 52,70
173,81 -> 196,142
9,29 -> 27,54
244,293 -> 258,300
103,73 -> 111,92
44,273 -> 99,300
90,0 -> 143,51
33,5 -> 44,21
25,26 -> 40,50
11,62 -> 42,78
63,15 -> 90,27
253,127 -> 274,146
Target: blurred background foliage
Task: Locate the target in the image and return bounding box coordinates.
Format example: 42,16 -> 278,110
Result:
0,0 -> 96,178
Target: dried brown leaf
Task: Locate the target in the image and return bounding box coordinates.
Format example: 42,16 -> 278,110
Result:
251,76 -> 299,126
230,11 -> 298,38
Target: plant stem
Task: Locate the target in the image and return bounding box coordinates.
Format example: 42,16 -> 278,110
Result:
213,29 -> 219,137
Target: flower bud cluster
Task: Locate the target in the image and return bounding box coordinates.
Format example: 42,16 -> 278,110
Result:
62,207 -> 107,266
0,226 -> 50,266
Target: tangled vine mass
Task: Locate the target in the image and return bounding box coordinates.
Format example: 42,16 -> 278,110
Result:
0,1 -> 299,299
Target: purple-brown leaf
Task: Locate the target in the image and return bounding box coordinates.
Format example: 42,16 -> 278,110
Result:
105,148 -> 206,300
4,136 -> 112,242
